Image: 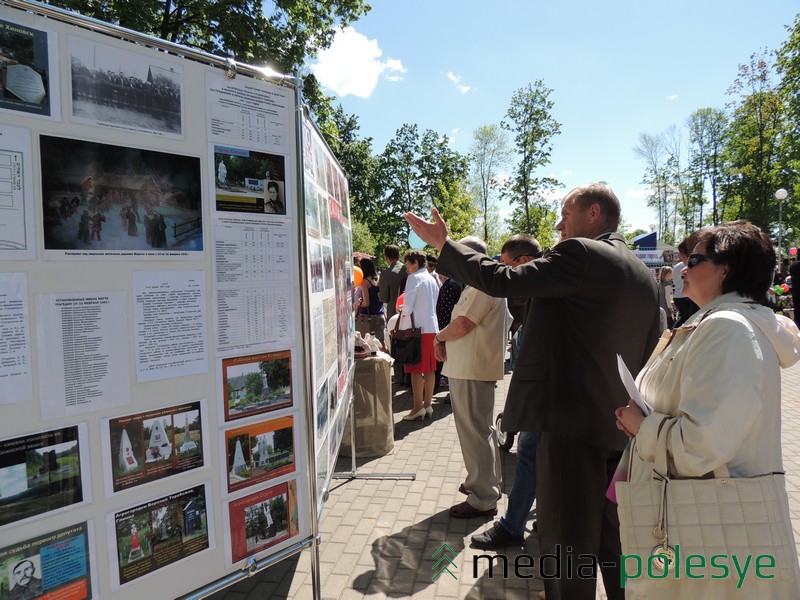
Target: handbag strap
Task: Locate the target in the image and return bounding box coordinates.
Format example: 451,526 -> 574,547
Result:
653,417 -> 730,479
392,310 -> 415,334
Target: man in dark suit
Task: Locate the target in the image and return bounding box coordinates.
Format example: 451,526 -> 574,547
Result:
379,244 -> 408,382
406,183 -> 660,600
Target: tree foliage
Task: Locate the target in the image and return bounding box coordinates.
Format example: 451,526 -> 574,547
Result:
51,0 -> 370,72
500,81 -> 562,234
469,124 -> 511,247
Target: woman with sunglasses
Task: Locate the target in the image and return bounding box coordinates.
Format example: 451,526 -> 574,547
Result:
615,220 -> 800,598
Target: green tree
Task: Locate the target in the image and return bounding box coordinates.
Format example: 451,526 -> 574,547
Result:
776,12 -> 800,241
260,359 -> 290,388
245,371 -> 263,396
469,124 -> 511,246
376,124 -> 469,245
273,427 -> 293,452
350,217 -> 378,256
724,49 -> 785,230
687,107 -> 728,225
501,81 -> 562,233
434,179 -> 479,243
52,0 -> 369,72
504,198 -> 559,248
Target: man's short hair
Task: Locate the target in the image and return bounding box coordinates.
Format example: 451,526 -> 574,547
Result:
501,234 -> 542,259
678,230 -> 702,256
384,244 -> 400,261
267,181 -> 278,192
459,236 -> 488,256
566,183 -> 621,230
403,249 -> 426,268
426,253 -> 438,263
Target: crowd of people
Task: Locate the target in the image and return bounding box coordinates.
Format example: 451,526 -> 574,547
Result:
381,182 -> 800,599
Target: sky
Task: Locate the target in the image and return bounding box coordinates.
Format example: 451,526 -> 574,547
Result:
310,0 -> 799,235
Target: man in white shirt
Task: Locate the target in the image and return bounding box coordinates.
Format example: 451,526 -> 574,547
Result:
434,236 -> 512,518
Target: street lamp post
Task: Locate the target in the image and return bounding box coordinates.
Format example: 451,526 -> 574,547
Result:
775,188 -> 789,261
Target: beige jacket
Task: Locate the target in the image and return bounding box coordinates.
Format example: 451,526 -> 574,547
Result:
625,293 -> 800,599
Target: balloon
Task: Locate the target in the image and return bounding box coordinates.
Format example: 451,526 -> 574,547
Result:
775,285 -> 784,296
790,247 -> 798,257
396,293 -> 405,310
408,230 -> 426,249
353,266 -> 363,286
782,283 -> 790,293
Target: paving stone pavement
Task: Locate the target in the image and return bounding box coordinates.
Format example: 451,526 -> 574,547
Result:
208,359 -> 800,600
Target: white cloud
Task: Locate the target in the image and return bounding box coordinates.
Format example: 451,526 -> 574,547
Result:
311,28 -> 405,98
561,169 -> 573,176
667,94 -> 678,101
446,71 -> 471,94
627,188 -> 653,199
451,128 -> 460,135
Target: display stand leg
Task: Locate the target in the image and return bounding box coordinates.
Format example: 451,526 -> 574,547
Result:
332,402 -> 415,481
310,536 -> 322,599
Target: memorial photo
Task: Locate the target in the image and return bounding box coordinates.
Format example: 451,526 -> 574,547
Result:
70,35 -> 183,136
213,146 -> 286,215
0,19 -> 55,117
40,135 -> 203,254
228,480 -> 298,563
222,351 -> 293,422
225,416 -> 295,494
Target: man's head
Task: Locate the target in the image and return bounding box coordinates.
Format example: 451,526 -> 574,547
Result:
459,236 -> 488,256
500,234 -> 542,266
267,181 -> 279,201
556,183 -> 621,240
384,244 -> 400,263
12,559 -> 36,587
425,253 -> 438,273
677,230 -> 702,263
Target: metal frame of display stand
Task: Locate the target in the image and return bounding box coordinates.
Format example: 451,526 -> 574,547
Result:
332,378 -> 415,482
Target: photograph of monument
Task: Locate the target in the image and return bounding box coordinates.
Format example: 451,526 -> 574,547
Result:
0,18 -> 55,117
222,351 -> 293,422
224,416 -> 295,494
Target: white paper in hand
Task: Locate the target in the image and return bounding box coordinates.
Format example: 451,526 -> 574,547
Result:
617,354 -> 652,416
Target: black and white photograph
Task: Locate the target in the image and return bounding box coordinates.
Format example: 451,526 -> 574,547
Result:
40,135 -> 203,255
322,244 -> 334,290
0,18 -> 58,118
304,179 -> 320,237
309,241 -> 324,293
70,35 -> 183,137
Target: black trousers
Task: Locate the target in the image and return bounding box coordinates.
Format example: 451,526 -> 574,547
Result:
537,432 -> 625,600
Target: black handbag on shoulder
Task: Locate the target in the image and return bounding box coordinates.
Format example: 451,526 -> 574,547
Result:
390,312 -> 422,365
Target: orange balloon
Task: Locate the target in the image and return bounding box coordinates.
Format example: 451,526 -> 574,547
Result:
353,266 -> 363,286
396,293 -> 405,310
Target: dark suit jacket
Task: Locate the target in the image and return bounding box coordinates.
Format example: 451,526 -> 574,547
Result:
438,232 -> 660,450
379,261 -> 407,319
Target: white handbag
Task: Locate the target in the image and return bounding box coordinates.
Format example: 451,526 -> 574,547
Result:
616,419 -> 800,583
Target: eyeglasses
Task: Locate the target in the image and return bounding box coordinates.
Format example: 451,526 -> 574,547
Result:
687,253 -> 712,269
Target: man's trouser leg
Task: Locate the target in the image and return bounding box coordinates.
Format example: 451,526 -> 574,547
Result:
498,431 -> 537,537
450,378 -> 501,510
537,432 -> 625,600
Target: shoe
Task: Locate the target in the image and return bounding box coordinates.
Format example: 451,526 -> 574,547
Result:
425,406 -> 433,417
470,521 -> 525,549
402,408 -> 426,421
440,376 -> 449,389
448,501 -> 497,519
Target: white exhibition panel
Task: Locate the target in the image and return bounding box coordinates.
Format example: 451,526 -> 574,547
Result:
0,3 -> 356,598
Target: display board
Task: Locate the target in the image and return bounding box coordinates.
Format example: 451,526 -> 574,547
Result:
0,2 -> 355,598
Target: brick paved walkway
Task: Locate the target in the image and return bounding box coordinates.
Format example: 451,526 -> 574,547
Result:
208,359 -> 800,600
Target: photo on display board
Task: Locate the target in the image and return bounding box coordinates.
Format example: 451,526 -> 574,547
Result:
39,135 -> 203,253
69,35 -> 183,136
111,483 -> 210,587
312,142 -> 326,191
309,241 -> 324,293
221,351 -> 293,422
0,425 -> 87,529
304,179 -> 320,237
302,121 -> 313,175
322,245 -> 334,290
213,146 -> 286,215
227,479 -> 299,564
106,401 -> 205,493
224,416 -> 295,494
315,379 -> 329,448
0,19 -> 56,117
317,191 -> 330,239
0,522 -> 93,600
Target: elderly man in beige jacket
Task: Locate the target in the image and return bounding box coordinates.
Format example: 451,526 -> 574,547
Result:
434,236 -> 512,518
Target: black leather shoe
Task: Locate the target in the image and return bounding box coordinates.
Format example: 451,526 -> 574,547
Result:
470,521 -> 524,549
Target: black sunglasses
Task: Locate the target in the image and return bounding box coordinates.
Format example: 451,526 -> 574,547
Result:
687,253 -> 712,269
